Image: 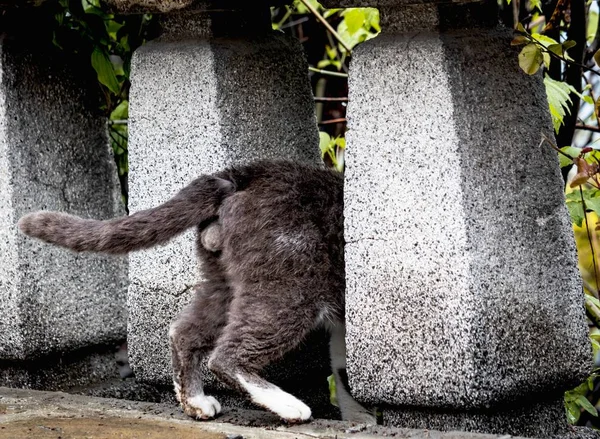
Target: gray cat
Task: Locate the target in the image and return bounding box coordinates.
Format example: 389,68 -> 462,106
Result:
18,159 -> 374,424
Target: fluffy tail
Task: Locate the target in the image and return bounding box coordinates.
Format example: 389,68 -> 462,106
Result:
18,175 -> 234,254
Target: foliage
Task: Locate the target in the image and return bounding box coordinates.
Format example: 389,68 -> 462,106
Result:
509,0 -> 600,426
272,0 -> 380,172
45,0 -> 157,203
566,373 -> 599,424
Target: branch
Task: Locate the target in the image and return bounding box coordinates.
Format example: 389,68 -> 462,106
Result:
313,96 -> 348,102
298,0 -> 352,54
576,125 -> 600,134
308,67 -> 348,78
319,117 -> 347,125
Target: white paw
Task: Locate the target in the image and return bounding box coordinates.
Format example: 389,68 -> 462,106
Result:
237,374 -> 311,422
183,393 -> 222,420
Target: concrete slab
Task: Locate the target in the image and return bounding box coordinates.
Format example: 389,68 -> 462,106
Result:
0,387 -> 551,439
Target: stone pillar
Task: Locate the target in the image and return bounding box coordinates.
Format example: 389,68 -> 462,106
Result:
0,10 -> 128,386
125,4 -> 331,412
323,0 -> 591,436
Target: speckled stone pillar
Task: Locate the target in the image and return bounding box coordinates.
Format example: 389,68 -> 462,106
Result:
322,0 -> 592,436
125,5 -> 330,413
0,10 -> 127,385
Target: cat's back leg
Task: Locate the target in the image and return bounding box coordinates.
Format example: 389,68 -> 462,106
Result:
170,247 -> 232,420
206,279 -> 328,422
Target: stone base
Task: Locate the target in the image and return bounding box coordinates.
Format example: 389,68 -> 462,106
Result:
384,396 -> 569,438
0,344 -> 123,392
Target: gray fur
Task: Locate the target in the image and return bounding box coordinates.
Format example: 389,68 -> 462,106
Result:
18,159 -> 373,423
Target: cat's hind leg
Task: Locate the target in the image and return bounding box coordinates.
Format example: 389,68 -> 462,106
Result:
207,282 -> 322,423
170,278 -> 232,420
329,322 -> 376,424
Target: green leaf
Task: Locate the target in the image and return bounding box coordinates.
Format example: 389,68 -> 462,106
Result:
530,0 -> 542,12
542,51 -> 551,69
317,59 -> 333,68
563,40 -> 577,50
566,200 -> 585,227
547,43 -> 563,57
544,75 -> 573,132
322,8 -> 341,18
531,33 -> 559,47
327,374 -> 338,407
588,10 -> 599,45
585,197 -> 600,217
343,8 -> 365,35
319,132 -> 332,156
566,400 -> 581,424
558,146 -> 580,168
519,43 -> 543,75
576,395 -> 598,417
110,100 -> 129,120
91,47 -> 121,95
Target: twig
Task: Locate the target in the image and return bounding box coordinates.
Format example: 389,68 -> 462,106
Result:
319,117 -> 347,125
308,67 -> 348,78
576,125 -> 600,133
274,6 -> 293,29
109,119 -> 128,125
280,16 -> 309,30
299,0 -> 352,54
313,96 -> 348,102
537,43 -> 600,78
541,133 -> 573,160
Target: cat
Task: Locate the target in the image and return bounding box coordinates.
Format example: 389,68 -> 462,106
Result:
17,159 -> 375,424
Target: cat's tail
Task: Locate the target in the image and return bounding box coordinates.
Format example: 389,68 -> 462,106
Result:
17,175 -> 234,254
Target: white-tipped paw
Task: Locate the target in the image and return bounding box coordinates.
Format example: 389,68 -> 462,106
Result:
271,394 -> 312,423
236,374 -> 311,422
183,394 -> 222,420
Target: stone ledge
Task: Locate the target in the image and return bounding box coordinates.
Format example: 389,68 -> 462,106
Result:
0,386 -> 544,439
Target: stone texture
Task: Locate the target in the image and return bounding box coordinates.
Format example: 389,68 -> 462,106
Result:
342,5 -> 591,434
0,34 -> 128,361
126,10 -> 325,408
385,396 -> 569,438
320,0 -> 480,9
104,0 -> 290,14
0,346 -> 121,391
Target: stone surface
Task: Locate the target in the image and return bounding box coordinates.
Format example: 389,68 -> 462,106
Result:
385,396 -> 569,438
342,12 -> 591,432
1,386 -> 560,439
0,34 -> 128,360
126,11 -> 323,407
320,0 -> 480,8
0,345 -> 121,391
104,0 -> 290,14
